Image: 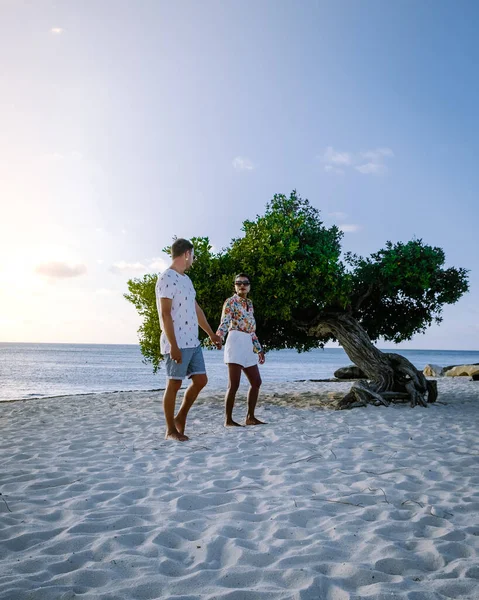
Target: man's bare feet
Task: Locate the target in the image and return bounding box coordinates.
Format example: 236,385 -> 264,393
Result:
165,429 -> 189,441
245,417 -> 267,425
174,415 -> 186,436
224,419 -> 244,427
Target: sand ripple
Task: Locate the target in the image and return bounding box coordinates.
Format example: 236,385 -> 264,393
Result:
0,379 -> 478,599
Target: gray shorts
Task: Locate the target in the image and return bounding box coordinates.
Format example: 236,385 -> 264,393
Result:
164,345 -> 206,380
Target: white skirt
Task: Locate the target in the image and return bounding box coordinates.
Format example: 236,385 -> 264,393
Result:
224,330 -> 258,368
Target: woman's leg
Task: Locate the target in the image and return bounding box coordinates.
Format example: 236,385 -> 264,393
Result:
243,365 -> 265,425
225,363 -> 243,426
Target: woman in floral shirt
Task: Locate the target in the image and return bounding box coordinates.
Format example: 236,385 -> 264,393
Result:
216,274 -> 266,427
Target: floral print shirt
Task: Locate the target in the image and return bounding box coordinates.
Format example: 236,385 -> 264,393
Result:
216,294 -> 262,354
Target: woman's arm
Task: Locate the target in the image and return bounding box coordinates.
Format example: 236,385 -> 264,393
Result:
216,298 -> 232,342
251,333 -> 262,354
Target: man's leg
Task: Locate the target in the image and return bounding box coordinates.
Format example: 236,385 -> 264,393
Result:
224,364 -> 243,427
175,373 -> 208,435
163,378 -> 187,441
243,364 -> 265,425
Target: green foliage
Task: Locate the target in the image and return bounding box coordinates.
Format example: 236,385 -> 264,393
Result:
124,191 -> 469,370
225,191 -> 349,350
124,273 -> 161,371
346,240 -> 469,342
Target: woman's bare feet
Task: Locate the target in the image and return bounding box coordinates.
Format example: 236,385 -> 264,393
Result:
225,419 -> 244,427
245,416 -> 266,425
165,429 -> 189,441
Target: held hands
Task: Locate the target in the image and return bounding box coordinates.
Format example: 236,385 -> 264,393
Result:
209,333 -> 222,350
258,351 -> 266,365
170,345 -> 182,364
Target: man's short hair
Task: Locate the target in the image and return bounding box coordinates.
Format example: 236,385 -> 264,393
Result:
171,238 -> 194,259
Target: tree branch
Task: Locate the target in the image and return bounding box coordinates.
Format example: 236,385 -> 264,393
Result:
354,283 -> 375,311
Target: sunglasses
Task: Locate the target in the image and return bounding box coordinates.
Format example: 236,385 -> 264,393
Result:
235,280 -> 250,286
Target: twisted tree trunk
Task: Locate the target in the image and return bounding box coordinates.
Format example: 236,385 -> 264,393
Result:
308,313 -> 437,409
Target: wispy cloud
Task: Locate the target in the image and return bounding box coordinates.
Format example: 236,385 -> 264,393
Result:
360,147 -> 394,161
323,147 -> 353,166
327,212 -> 360,232
324,165 -> 344,175
148,257 -> 169,271
339,224 -> 361,233
35,261 -> 87,278
110,261 -> 147,275
50,28 -> 64,34
110,257 -> 168,275
321,146 -> 394,176
232,156 -> 255,171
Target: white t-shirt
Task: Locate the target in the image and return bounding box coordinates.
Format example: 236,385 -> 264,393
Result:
155,268 -> 199,354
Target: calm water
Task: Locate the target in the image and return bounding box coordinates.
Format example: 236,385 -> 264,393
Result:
1,343 -> 478,402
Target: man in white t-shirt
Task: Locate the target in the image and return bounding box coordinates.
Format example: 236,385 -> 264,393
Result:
156,238 -> 222,441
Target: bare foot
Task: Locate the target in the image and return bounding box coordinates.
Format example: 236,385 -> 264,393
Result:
245,417 -> 267,426
165,429 -> 189,441
174,415 -> 186,436
224,419 -> 244,427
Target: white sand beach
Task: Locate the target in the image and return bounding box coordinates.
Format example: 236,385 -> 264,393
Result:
1,379 -> 478,600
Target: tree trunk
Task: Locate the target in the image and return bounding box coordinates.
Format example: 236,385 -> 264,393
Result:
308,313 -> 437,409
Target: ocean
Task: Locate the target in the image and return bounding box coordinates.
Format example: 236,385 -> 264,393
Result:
1,343 -> 478,402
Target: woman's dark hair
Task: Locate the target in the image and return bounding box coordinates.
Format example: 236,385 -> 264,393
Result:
171,238 -> 194,258
234,273 -> 251,283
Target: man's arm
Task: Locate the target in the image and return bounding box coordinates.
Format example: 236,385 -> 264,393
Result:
195,301 -> 222,348
160,298 -> 182,362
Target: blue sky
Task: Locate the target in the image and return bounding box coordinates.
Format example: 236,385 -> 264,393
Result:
0,0 -> 477,348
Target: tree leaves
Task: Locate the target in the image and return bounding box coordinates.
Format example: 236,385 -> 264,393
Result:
348,239 -> 469,342
124,192 -> 469,371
